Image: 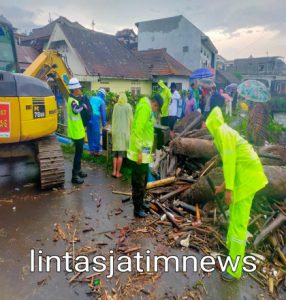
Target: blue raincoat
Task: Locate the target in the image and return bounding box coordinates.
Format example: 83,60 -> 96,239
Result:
87,93 -> 107,152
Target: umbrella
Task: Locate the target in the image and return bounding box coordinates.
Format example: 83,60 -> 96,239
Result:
198,78 -> 216,89
225,83 -> 238,94
237,80 -> 270,103
190,68 -> 213,80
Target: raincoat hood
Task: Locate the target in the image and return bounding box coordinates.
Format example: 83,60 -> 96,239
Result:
158,80 -> 165,89
206,107 -> 225,138
118,93 -> 128,105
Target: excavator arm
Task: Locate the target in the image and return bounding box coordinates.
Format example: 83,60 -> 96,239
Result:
24,50 -> 72,98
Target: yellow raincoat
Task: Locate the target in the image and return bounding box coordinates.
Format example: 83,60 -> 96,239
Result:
127,97 -> 155,164
111,93 -> 133,152
158,80 -> 172,117
206,107 -> 268,279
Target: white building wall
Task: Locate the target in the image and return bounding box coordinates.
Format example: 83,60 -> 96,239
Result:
166,76 -> 190,91
137,16 -> 202,71
47,24 -> 87,76
200,45 -> 213,68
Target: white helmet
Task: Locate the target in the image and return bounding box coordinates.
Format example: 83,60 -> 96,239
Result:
98,88 -> 106,97
68,78 -> 82,90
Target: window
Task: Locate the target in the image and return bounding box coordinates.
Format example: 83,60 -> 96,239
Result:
131,87 -> 141,96
0,24 -> 17,72
258,64 -> 265,73
183,46 -> 189,53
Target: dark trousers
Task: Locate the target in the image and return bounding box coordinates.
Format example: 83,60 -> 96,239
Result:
72,138 -> 84,175
161,116 -> 169,127
130,160 -> 148,212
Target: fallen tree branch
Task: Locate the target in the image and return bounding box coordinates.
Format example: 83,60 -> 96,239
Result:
253,212 -> 286,247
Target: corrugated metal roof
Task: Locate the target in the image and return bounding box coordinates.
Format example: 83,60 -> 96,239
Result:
134,49 -> 191,77
59,23 -> 151,80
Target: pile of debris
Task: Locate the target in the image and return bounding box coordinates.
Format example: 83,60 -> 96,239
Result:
142,112 -> 286,298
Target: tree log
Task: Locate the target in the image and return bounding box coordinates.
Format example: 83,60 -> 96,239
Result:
174,111 -> 203,134
172,138 -> 217,160
159,186 -> 191,203
146,176 -> 176,190
181,166 -> 286,204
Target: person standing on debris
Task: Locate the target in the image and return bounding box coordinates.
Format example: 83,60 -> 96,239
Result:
111,93 -> 133,178
87,88 -> 107,156
158,80 -> 172,127
169,83 -> 181,138
206,107 -> 268,282
128,94 -> 163,218
67,78 -> 88,184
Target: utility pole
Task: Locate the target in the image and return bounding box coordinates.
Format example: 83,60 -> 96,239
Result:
48,12 -> 52,24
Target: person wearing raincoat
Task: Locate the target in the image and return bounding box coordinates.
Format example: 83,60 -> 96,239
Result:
111,93 -> 133,178
158,80 -> 172,127
205,107 -> 268,282
87,88 -> 107,156
128,94 -> 163,218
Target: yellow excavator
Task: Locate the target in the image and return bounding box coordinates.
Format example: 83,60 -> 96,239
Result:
0,16 -> 72,189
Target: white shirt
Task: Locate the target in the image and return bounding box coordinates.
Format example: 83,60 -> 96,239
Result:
169,90 -> 181,117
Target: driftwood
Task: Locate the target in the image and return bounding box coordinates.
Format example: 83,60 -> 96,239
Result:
174,111 -> 203,134
253,212 -> 286,247
172,138 -> 217,160
185,128 -> 210,139
166,154 -> 177,176
181,166 -> 286,204
268,235 -> 286,267
173,200 -> 205,216
154,201 -> 181,229
151,150 -> 167,176
258,144 -> 286,166
146,176 -> 176,190
159,186 -> 191,203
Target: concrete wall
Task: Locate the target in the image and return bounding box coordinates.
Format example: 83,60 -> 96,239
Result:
137,16 -> 202,71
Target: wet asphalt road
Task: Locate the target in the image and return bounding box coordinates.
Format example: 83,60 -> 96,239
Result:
0,155 -> 272,300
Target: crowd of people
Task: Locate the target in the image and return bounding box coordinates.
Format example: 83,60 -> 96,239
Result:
66,78 -> 239,184
66,76 -> 268,283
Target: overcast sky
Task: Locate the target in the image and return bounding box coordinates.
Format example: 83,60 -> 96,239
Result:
1,0 -> 285,60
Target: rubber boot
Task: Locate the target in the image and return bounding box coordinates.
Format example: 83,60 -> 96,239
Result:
142,202 -> 150,211
134,209 -> 149,218
78,170 -> 87,178
72,171 -> 84,184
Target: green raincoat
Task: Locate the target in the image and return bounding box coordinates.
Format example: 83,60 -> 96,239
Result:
111,93 -> 133,152
158,80 -> 172,117
127,97 -> 155,164
206,107 -> 268,279
206,107 -> 268,202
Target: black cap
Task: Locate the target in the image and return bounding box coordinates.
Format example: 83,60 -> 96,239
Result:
151,93 -> 164,109
170,82 -> 177,89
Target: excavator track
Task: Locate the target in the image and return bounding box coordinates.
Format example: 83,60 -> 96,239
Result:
36,135 -> 65,189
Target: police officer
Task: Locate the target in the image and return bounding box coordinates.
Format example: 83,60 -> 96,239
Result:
67,78 -> 88,184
